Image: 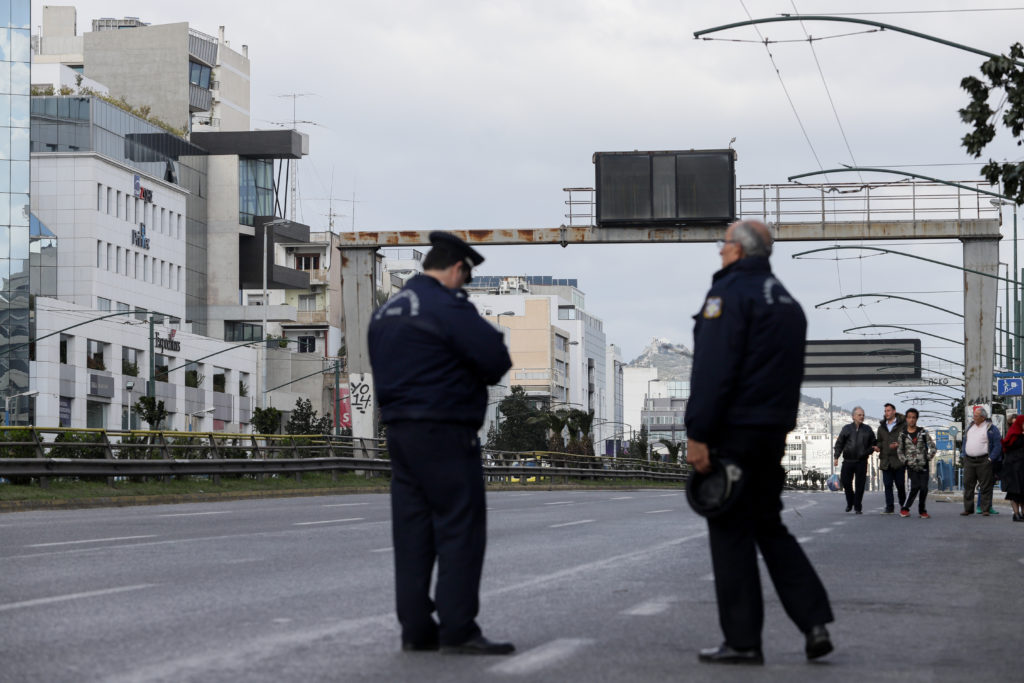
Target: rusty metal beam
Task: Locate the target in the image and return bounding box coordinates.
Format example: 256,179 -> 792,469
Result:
334,219 -> 1001,248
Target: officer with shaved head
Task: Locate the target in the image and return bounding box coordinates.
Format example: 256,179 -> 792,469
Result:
686,219 -> 834,665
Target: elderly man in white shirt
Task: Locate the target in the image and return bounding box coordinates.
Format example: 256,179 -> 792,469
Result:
960,406 -> 1002,516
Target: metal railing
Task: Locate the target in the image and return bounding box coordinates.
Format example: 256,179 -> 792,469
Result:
0,428 -> 689,487
737,180 -> 1001,226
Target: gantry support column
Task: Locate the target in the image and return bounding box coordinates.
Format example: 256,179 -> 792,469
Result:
962,237 -> 1000,413
340,247 -> 378,443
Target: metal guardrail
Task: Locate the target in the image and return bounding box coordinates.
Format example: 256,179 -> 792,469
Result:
0,429 -> 689,487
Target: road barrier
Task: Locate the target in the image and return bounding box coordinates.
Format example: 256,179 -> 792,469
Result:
0,429 -> 689,487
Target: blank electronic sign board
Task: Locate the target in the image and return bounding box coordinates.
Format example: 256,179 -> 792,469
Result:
594,149 -> 736,226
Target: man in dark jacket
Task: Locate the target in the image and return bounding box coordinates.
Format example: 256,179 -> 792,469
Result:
833,407 -> 876,513
876,403 -> 906,514
369,231 -> 514,655
686,219 -> 834,666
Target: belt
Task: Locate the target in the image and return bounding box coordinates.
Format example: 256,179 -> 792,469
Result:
964,454 -> 988,460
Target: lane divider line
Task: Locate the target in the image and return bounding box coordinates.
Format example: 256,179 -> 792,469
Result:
293,518 -> 364,526
157,511 -> 232,518
643,509 -> 673,514
488,638 -> 594,676
0,583 -> 155,613
28,535 -> 157,548
549,520 -> 595,528
323,503 -> 369,508
622,596 -> 678,616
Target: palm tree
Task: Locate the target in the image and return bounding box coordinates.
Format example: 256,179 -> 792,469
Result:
657,438 -> 682,464
566,409 -> 596,456
530,409 -> 570,452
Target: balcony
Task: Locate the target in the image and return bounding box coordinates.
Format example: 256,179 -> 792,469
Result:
304,268 -> 329,285
296,310 -> 328,325
189,83 -> 212,113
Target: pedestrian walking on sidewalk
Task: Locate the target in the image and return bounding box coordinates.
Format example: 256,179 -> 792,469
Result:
897,409 -> 936,518
833,408 -> 876,514
960,406 -> 1001,517
876,403 -> 907,514
1000,413 -> 1024,522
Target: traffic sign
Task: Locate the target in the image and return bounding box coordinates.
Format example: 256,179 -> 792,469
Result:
997,378 -> 1023,396
934,429 -> 954,451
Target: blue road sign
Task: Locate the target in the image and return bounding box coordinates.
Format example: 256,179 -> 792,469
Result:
997,378 -> 1023,396
934,429 -> 954,451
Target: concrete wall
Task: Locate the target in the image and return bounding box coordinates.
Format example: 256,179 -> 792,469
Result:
204,154 -> 244,322
84,22 -> 191,131
212,40 -> 250,131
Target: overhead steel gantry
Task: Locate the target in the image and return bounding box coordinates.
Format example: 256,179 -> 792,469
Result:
338,209 -> 1002,441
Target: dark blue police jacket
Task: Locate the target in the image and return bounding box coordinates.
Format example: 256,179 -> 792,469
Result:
684,256 -> 806,445
368,274 -> 512,427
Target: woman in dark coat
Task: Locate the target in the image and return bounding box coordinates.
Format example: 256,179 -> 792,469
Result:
1000,414 -> 1024,521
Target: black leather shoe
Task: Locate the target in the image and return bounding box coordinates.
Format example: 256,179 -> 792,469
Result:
440,635 -> 515,655
698,644 -> 764,665
805,625 -> 833,660
845,505 -> 853,512
401,639 -> 439,652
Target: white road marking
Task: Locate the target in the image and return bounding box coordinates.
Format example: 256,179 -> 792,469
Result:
797,536 -> 812,544
489,638 -> 594,676
544,501 -> 573,506
644,509 -> 673,514
814,527 -> 833,534
831,521 -> 846,526
549,520 -> 595,528
28,535 -> 157,548
622,596 -> 677,616
609,496 -> 633,500
371,547 -> 393,553
655,493 -> 679,497
293,518 -> 364,526
322,502 -> 368,508
157,511 -> 232,518
701,572 -> 715,581
0,584 -> 155,612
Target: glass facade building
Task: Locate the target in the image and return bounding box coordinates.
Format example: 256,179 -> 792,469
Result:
30,95 -> 211,333
1,1 -> 31,423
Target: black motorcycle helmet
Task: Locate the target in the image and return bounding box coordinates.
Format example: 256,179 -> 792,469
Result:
686,457 -> 745,519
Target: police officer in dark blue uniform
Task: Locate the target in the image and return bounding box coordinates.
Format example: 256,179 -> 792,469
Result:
685,219 -> 834,665
368,231 -> 514,655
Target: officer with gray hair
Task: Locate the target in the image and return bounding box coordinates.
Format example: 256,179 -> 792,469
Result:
686,219 -> 834,665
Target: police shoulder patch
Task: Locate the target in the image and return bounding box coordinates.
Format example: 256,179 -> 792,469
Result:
702,296 -> 723,319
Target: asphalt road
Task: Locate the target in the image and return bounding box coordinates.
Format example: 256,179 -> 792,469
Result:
1,488 -> 1020,682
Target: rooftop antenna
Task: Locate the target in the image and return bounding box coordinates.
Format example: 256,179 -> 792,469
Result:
273,93 -> 320,221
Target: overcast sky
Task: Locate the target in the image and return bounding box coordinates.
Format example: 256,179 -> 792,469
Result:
34,1 -> 1024,420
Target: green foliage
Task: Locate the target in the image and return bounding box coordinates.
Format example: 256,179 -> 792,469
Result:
53,431 -> 106,459
284,398 -> 333,435
959,42 -> 1024,204
628,424 -> 649,460
168,435 -> 212,459
76,87 -> 188,137
0,429 -> 36,458
239,381 -> 249,397
491,386 -> 546,452
658,438 -> 682,464
31,85 -> 55,96
122,359 -> 139,377
252,406 -> 282,435
184,370 -> 204,388
135,396 -> 168,430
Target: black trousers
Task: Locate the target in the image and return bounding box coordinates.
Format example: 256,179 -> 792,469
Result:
707,427 -> 834,650
904,469 -> 929,512
881,466 -> 907,510
387,421 -> 486,647
840,459 -> 868,511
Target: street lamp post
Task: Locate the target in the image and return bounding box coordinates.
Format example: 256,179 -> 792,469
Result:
5,390 -> 37,426
125,381 -> 135,431
260,218 -> 290,411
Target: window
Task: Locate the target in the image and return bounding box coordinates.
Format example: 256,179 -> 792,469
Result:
107,187 -> 113,215
59,335 -> 70,364
115,190 -> 122,218
298,335 -> 316,353
226,322 -> 262,342
555,336 -> 568,352
97,183 -> 103,211
155,354 -> 171,383
87,339 -> 105,371
86,400 -> 105,429
135,306 -> 148,322
298,294 -> 317,312
296,254 -> 320,271
213,367 -> 227,393
122,347 -> 140,376
116,246 -> 122,274
117,301 -> 130,313
96,240 -> 102,268
558,306 -> 577,320
97,297 -> 111,311
189,61 -> 212,89
247,294 -> 265,306
107,243 -> 113,271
